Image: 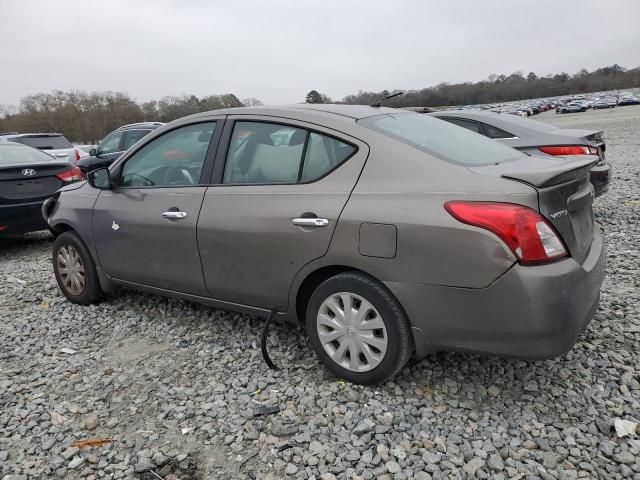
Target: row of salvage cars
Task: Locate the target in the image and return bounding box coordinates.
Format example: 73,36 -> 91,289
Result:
5,104 -> 608,384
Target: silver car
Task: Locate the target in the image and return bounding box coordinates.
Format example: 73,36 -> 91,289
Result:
429,110 -> 611,196
0,133 -> 84,164
44,105 -> 605,384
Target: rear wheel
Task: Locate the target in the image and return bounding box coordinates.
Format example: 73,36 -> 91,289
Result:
53,231 -> 103,305
306,272 -> 413,384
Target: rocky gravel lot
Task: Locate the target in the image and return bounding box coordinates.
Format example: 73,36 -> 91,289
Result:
1,106 -> 640,480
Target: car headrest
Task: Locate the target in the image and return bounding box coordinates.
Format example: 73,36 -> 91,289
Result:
288,129 -> 306,146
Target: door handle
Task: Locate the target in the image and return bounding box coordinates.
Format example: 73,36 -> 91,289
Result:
162,211 -> 188,219
292,217 -> 329,227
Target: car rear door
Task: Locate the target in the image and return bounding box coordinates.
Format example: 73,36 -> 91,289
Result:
92,119 -> 222,295
122,129 -> 152,151
197,116 -> 368,310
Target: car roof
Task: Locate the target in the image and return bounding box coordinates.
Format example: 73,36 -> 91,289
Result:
182,104 -> 401,121
115,122 -> 165,131
1,133 -> 65,137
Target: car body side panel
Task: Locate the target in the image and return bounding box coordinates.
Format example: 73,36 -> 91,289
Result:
284,140 -> 538,319
387,226 -> 605,358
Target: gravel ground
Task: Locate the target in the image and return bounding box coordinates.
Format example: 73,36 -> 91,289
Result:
1,106 -> 640,480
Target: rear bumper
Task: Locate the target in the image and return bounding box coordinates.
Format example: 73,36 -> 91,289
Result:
0,201 -> 49,234
590,163 -> 611,197
387,227 -> 606,359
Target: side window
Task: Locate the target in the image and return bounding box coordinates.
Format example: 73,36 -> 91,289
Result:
122,129 -> 151,150
301,133 -> 355,182
442,118 -> 482,134
120,122 -> 216,188
223,122 -> 306,184
481,123 -> 516,139
98,132 -> 124,155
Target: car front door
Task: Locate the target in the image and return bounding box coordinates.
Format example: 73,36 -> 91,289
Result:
94,131 -> 126,167
197,117 -> 368,310
92,120 -> 221,295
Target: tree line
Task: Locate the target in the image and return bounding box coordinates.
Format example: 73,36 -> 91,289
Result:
1,64 -> 638,142
0,92 -> 261,143
338,64 -> 640,108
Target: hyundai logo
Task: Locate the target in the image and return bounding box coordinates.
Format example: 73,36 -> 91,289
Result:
21,168 -> 36,176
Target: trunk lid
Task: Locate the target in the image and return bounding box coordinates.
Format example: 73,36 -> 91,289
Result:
551,129 -> 606,163
469,156 -> 597,263
0,161 -> 70,204
512,128 -> 606,164
46,148 -> 77,163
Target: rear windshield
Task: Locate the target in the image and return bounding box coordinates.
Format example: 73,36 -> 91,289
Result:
493,114 -> 557,133
13,135 -> 73,150
0,144 -> 56,165
358,113 -> 521,166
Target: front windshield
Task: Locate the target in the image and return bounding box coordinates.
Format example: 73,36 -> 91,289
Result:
358,113 -> 522,166
0,143 -> 56,165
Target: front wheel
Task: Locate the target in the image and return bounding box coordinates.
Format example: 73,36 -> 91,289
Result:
52,231 -> 103,305
306,272 -> 413,384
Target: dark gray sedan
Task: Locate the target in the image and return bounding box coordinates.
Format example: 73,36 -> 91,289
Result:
430,110 -> 611,197
43,105 -> 605,384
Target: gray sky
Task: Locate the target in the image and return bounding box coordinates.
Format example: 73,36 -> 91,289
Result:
1,0 -> 638,106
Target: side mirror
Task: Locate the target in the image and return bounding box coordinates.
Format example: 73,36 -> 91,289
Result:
87,167 -> 112,190
89,148 -> 97,157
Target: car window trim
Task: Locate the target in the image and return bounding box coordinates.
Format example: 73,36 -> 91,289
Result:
443,117 -> 483,134
113,119 -> 224,190
476,121 -> 519,140
296,131 -> 311,182
210,117 -> 359,187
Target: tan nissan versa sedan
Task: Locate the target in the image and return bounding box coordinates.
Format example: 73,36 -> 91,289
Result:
43,104 -> 606,384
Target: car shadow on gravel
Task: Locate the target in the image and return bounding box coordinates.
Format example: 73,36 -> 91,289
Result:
101,283 -> 595,414
0,231 -> 53,255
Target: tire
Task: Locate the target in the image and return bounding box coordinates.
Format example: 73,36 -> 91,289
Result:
52,231 -> 103,305
306,272 -> 413,384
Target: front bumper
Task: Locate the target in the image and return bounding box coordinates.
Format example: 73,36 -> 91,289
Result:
387,227 -> 606,359
590,163 -> 611,197
0,201 -> 49,235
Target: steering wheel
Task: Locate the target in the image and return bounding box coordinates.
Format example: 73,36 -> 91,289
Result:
162,165 -> 195,185
127,173 -> 154,187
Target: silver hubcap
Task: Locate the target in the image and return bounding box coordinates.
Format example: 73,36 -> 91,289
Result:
317,292 -> 388,372
57,245 -> 86,296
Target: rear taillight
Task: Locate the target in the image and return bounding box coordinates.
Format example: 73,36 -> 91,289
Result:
539,145 -> 598,156
56,166 -> 84,183
75,148 -> 81,162
0,225 -> 7,232
444,201 -> 567,265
